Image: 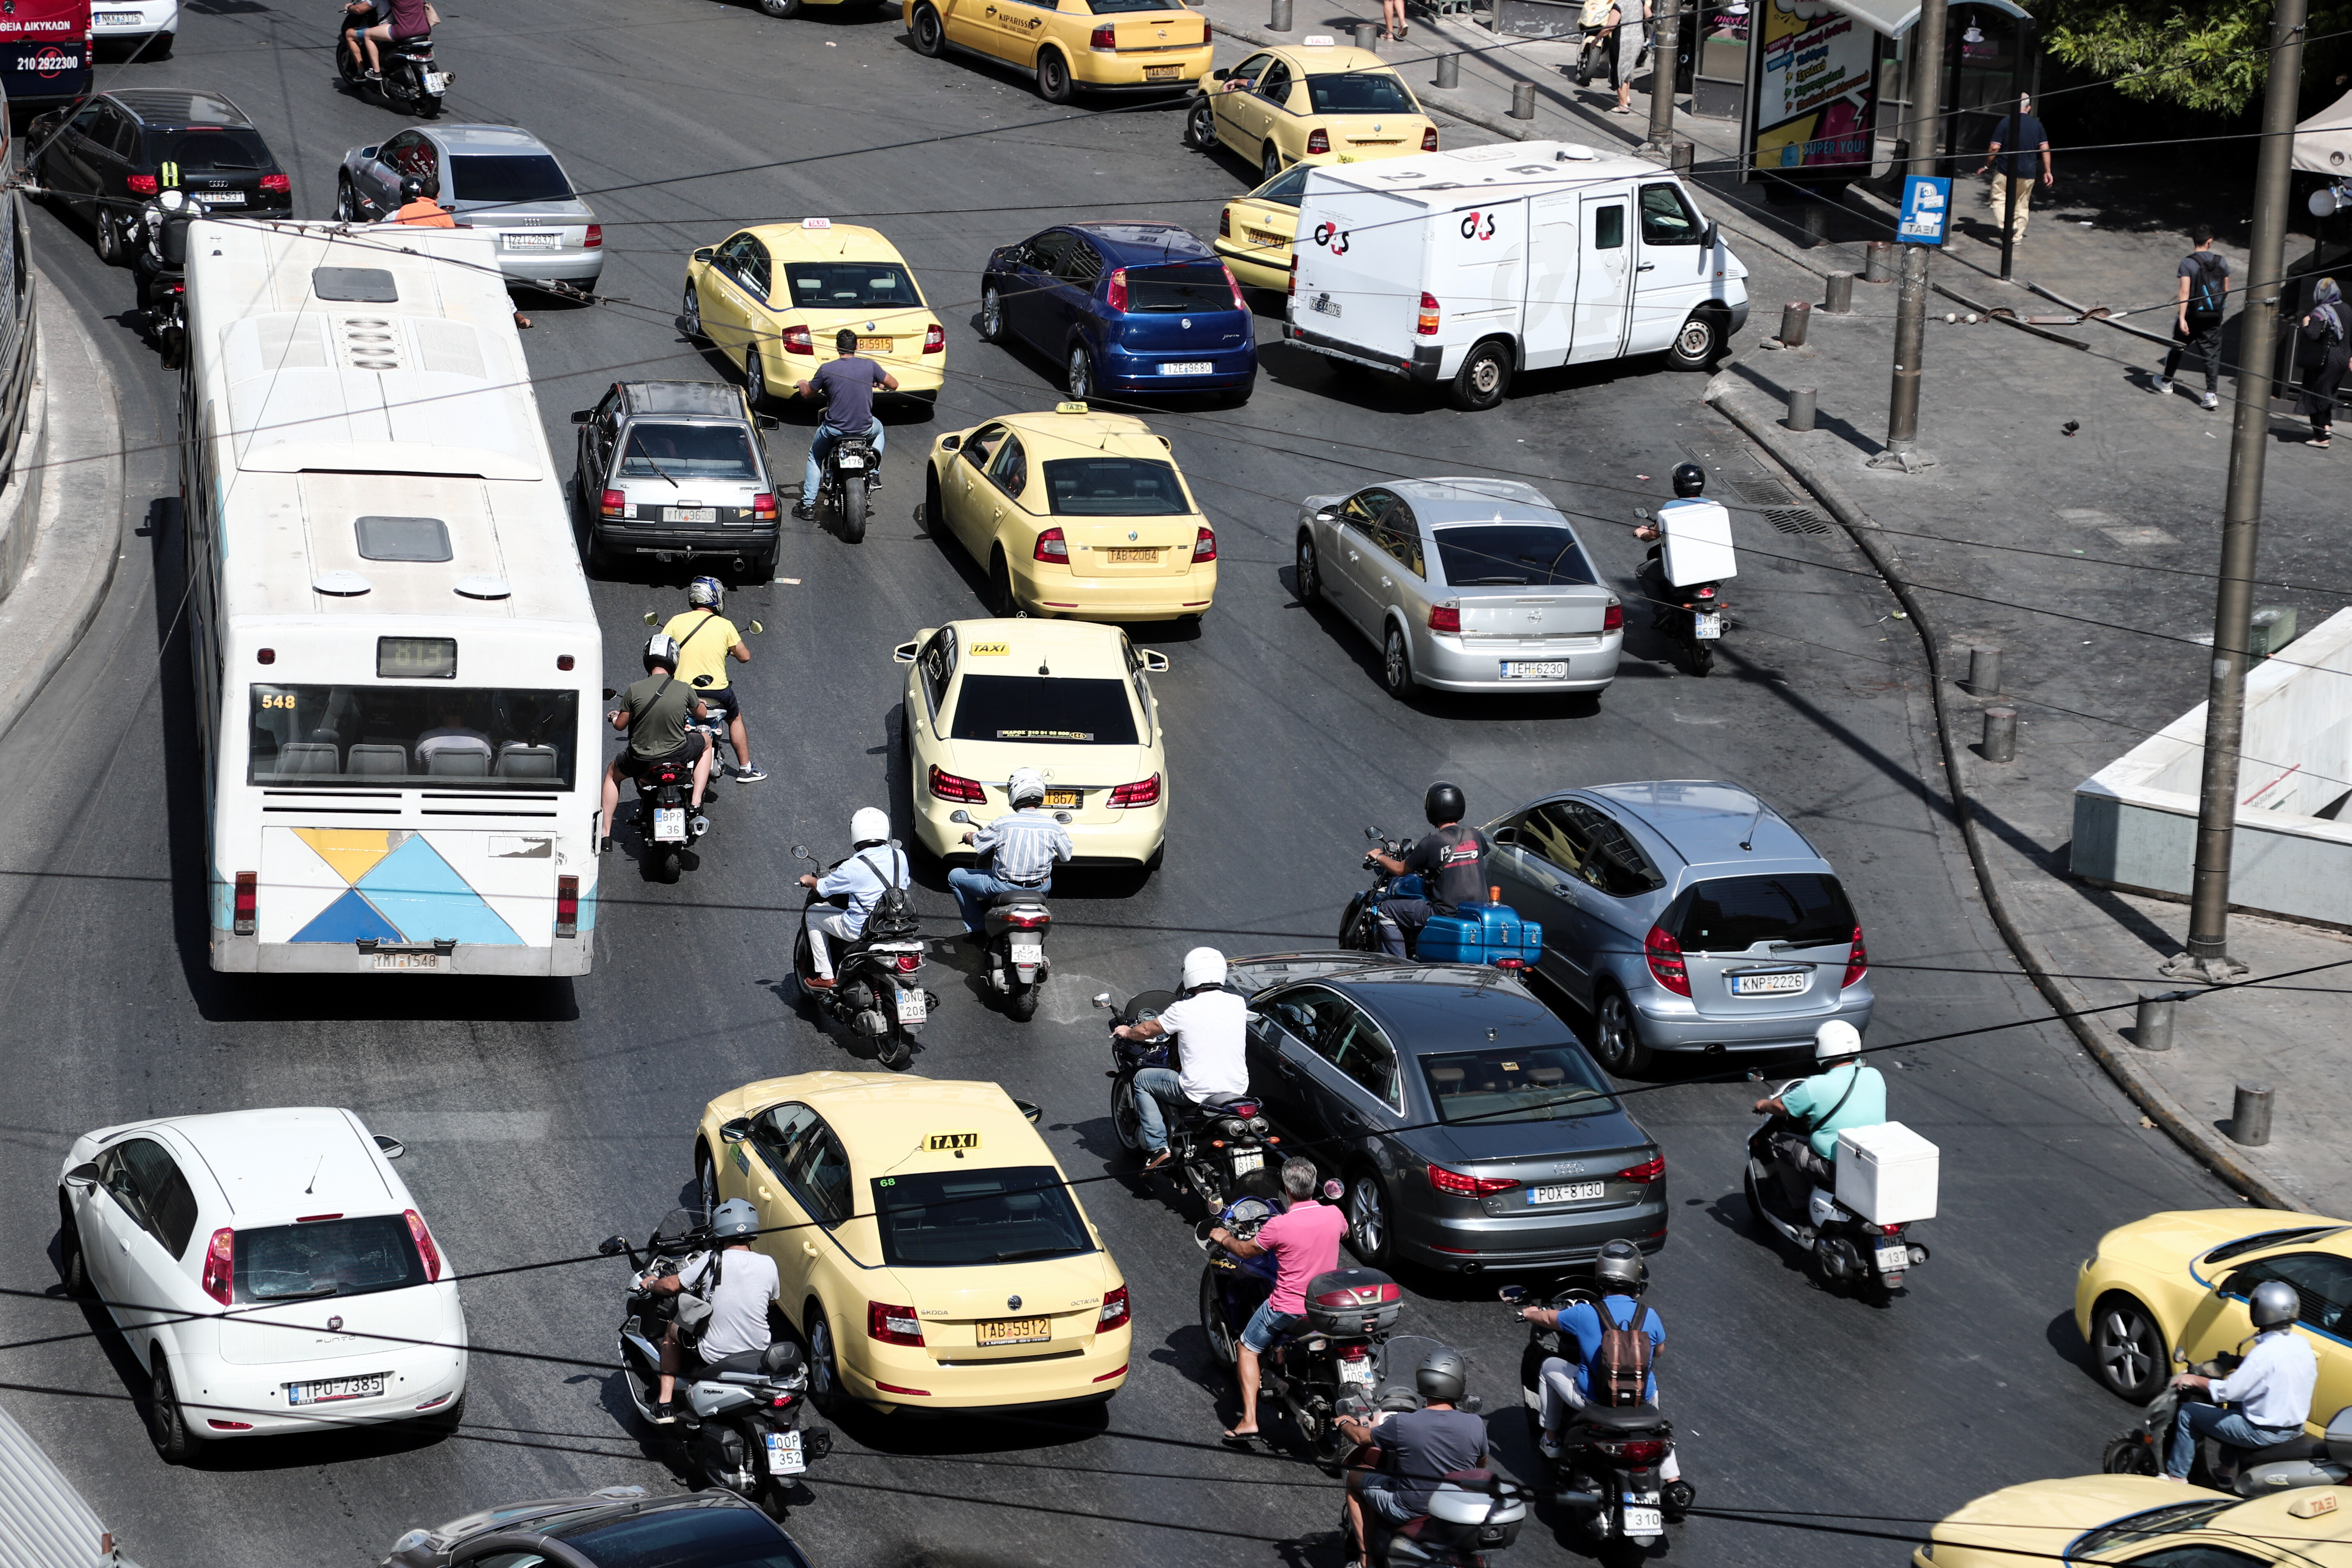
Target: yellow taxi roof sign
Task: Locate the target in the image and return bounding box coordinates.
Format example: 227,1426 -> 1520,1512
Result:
1301,33 -> 1336,43
802,216 -> 833,229
1056,401 -> 1089,414
968,641 -> 1010,656
925,1131 -> 982,1152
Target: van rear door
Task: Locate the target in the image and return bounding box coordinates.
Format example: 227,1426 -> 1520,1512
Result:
1289,177 -> 1422,368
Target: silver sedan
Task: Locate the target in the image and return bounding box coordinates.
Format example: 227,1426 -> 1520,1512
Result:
1293,478 -> 1624,696
335,124 -> 603,288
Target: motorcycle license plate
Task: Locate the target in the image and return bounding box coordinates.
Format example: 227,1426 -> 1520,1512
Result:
1158,361 -> 1213,376
1230,1149 -> 1264,1174
977,1316 -> 1051,1345
1500,661 -> 1569,679
1010,941 -> 1043,965
856,336 -> 893,353
422,70 -> 448,92
1622,1505 -> 1663,1535
1043,789 -> 1082,808
765,1430 -> 805,1476
834,454 -> 866,470
502,231 -> 561,250
666,507 -> 718,523
287,1371 -> 386,1405
895,989 -> 927,1025
1694,611 -> 1723,640
1528,1181 -> 1606,1205
654,807 -> 688,842
1339,1358 -> 1376,1386
1876,1243 -> 1909,1273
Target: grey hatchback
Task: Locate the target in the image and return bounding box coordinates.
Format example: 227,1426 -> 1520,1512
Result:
1485,781 -> 1873,1075
337,124 -> 603,289
573,380 -> 782,578
383,1487 -> 810,1567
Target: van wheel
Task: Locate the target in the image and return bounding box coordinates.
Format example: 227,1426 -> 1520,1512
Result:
1381,624 -> 1415,697
1668,309 -> 1723,371
1036,49 -> 1075,103
1448,340 -> 1512,410
1261,143 -> 1284,184
911,4 -> 945,55
1185,98 -> 1218,151
1590,985 -> 1652,1075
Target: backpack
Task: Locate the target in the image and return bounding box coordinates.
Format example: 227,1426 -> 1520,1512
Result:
855,847 -> 922,941
1590,1300 -> 1653,1407
2187,253 -> 2227,320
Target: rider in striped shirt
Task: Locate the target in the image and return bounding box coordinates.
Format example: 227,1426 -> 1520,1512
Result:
950,767 -> 1073,937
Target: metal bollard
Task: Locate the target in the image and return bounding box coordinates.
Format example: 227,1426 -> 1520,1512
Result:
1669,139 -> 1695,175
1270,0 -> 1293,28
1785,387 -> 1816,432
1863,239 -> 1894,283
1436,52 -> 1459,88
1777,299 -> 1811,347
1967,645 -> 2002,696
1510,82 -> 1536,120
1981,705 -> 2018,763
1801,203 -> 1831,246
2232,1083 -> 2275,1147
1823,271 -> 1853,314
2133,990 -> 2176,1052
1354,20 -> 1377,47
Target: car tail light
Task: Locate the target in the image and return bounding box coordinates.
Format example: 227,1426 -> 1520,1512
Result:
1090,21 -> 1116,46
1617,1154 -> 1665,1184
1219,207 -> 1231,238
1222,262 -> 1248,311
415,1392 -> 454,1411
1422,127 -> 1440,152
1098,1285 -> 1130,1330
259,173 -> 290,194
1428,603 -> 1460,633
1306,128 -> 1329,155
895,952 -> 922,972
1604,601 -> 1624,632
752,492 -> 779,520
875,1381 -> 931,1395
1193,526 -> 1217,562
1034,527 -> 1068,562
201,1228 -> 233,1303
584,223 -> 603,249
869,1301 -> 924,1346
1644,923 -> 1690,996
1843,923 -> 1868,988
923,323 -> 944,354
1108,774 -> 1160,808
555,875 -> 579,939
600,488 -> 626,517
405,1210 -> 443,1281
232,872 -> 258,935
928,764 -> 987,803
782,325 -> 813,355
295,1213 -> 343,1223
1416,291 -> 1441,335
1105,268 -> 1129,312
128,174 -> 158,195
1427,1163 -> 1520,1197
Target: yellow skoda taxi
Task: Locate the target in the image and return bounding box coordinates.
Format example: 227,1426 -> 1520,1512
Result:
922,403 -> 1217,622
695,1073 -> 1132,1416
906,0 -> 1212,104
1216,161 -> 1309,291
1183,40 -> 1438,184
1914,1475 -> 2352,1567
682,219 -> 945,411
893,617 -> 1171,868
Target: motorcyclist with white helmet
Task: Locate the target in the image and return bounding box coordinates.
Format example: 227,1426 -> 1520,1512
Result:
948,766 -> 1072,938
661,576 -> 764,784
2166,1278 -> 2317,1483
796,808 -> 911,989
636,1197 -> 780,1426
1114,946 -> 1250,1172
1754,1020 -> 1884,1209
600,633 -> 712,853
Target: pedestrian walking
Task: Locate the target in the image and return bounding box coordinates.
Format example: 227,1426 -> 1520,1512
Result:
2155,223 -> 2230,410
1607,0 -> 1650,115
2295,276 -> 2348,449
1379,0 -> 1407,42
1976,92 -> 2052,245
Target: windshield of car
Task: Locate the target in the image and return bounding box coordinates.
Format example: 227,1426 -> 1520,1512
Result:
1305,71 -> 1418,113
1672,873 -> 1855,952
1121,261 -> 1234,313
782,262 -> 923,310
1042,457 -> 1192,516
2203,1226 -> 2349,1265
871,1165 -> 1095,1268
948,675 -> 1139,745
1434,523 -> 1595,586
1252,163 -> 1312,207
246,685 -> 580,789
2065,1500 -> 2239,1557
559,1506 -> 814,1568
163,129 -> 270,172
1419,1044 -> 1618,1124
445,152 -> 571,205
621,423 -> 760,481
232,1214 -> 427,1303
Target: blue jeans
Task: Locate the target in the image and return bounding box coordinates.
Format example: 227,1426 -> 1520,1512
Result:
947,867 -> 1050,934
1130,1066 -> 1188,1156
2168,1401 -> 2300,1479
801,418 -> 884,505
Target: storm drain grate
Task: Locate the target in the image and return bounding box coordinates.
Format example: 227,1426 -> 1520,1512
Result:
1767,505 -> 1832,535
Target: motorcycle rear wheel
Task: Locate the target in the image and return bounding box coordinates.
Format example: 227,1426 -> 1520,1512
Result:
837,481 -> 867,543
877,1005 -> 914,1070
1688,640 -> 1715,677
651,843 -> 682,884
1006,981 -> 1039,1022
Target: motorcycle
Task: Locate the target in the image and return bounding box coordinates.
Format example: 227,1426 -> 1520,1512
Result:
1635,504 -> 1726,678
1336,827 -> 1541,974
1338,829 -> 1419,954
816,428 -> 879,543
605,683 -> 713,885
598,1209 -> 833,1517
131,192 -> 207,369
638,609 -> 762,784
1335,1339 -> 1526,1567
948,806 -> 1063,1022
334,3 -> 451,117
1742,1089 -> 1930,1300
790,843 -> 933,1071
1498,1282 -> 1689,1556
1572,0 -> 1614,84
1099,988 -> 1275,1212
2102,1349 -> 2352,1493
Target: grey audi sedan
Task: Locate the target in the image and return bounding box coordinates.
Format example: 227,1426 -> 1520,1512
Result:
336,124 -> 603,290
1293,477 -> 1623,698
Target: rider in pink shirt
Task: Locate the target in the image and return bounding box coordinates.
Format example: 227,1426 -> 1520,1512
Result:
1209,1157 -> 1346,1440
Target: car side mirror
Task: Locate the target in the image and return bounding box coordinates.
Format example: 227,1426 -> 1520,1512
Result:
693,246 -> 715,263
718,1117 -> 753,1145
892,640 -> 919,664
939,434 -> 962,452
757,414 -> 779,431
570,409 -> 591,424
597,1235 -> 629,1256
1015,1100 -> 1043,1124
948,810 -> 971,824
373,1134 -> 406,1160
1138,649 -> 1170,673
1211,67 -> 1229,81
63,1162 -> 99,1190
1314,507 -> 1338,524
1491,825 -> 1517,845
359,145 -> 378,159
1702,219 -> 1720,251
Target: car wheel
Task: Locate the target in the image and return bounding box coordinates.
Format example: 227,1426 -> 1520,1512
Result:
334,176 -> 360,222
2090,1292 -> 2170,1404
415,1392 -> 465,1435
759,0 -> 802,14
1199,1266 -> 1238,1368
912,3 -> 945,55
805,1302 -> 847,1415
978,285 -> 1007,344
148,1354 -> 197,1464
1448,338 -> 1512,411
1261,143 -> 1284,183
1381,623 -> 1414,698
57,1197 -> 90,1298
1295,532 -> 1321,605
1036,48 -> 1075,103
1185,98 -> 1218,151
696,1142 -> 720,1218
680,281 -> 703,340
94,212 -> 125,267
1220,372 -> 1256,408
1590,985 -> 1653,1075
1668,308 -> 1722,371
1066,343 -> 1094,402
744,347 -> 768,410
1346,1169 -> 1392,1268
988,550 -> 1020,617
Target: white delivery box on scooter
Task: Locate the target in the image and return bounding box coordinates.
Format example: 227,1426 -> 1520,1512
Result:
1835,1121 -> 1939,1224
1655,496 -> 1736,587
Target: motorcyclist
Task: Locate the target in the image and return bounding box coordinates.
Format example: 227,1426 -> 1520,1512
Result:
636,1197 -> 780,1426
599,634 -> 712,854
1209,1156 -> 1345,1442
1367,782 -> 1491,959
796,807 -> 910,990
790,328 -> 896,521
1337,1346 -> 1492,1557
1116,946 -> 1250,1173
1754,1020 -> 1885,1210
1633,463 -> 1728,624
344,0 -> 438,78
948,765 -> 1072,938
661,576 -> 764,784
1518,1239 -> 1688,1500
132,187 -> 202,310
387,173 -> 456,228
2166,1279 -> 2316,1483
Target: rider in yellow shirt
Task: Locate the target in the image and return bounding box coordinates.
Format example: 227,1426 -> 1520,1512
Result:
661,577 -> 763,783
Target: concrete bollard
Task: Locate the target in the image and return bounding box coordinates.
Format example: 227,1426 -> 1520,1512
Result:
1270,0 -> 1293,28
2232,1082 -> 2275,1147
1510,82 -> 1536,120
1786,387 -> 1816,432
1967,645 -> 2002,696
1354,20 -> 1377,47
1863,239 -> 1894,283
1823,271 -> 1854,314
1801,203 -> 1831,246
2133,990 -> 2175,1052
1668,139 -> 1695,174
1435,51 -> 1459,88
1981,705 -> 2018,763
1777,299 -> 1811,347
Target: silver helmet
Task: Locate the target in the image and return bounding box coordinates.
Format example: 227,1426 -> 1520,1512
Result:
711,1198 -> 759,1242
2250,1278 -> 2300,1332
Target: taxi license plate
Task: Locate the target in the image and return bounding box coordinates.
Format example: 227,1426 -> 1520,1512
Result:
765,1430 -> 805,1475
1876,1243 -> 1909,1273
856,336 -> 892,353
1247,228 -> 1286,246
1501,661 -> 1569,679
977,1316 -> 1051,1346
1043,789 -> 1082,808
1106,547 -> 1159,563
1157,361 -> 1212,376
1145,64 -> 1181,81
202,189 -> 246,205
895,989 -> 927,1025
1731,971 -> 1807,996
1623,1506 -> 1664,1536
503,231 -> 561,250
287,1372 -> 386,1405
373,951 -> 444,972
654,806 -> 688,843
666,507 -> 718,524
1528,1181 -> 1606,1205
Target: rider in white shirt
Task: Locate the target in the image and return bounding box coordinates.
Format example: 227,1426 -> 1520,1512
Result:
1114,947 -> 1250,1170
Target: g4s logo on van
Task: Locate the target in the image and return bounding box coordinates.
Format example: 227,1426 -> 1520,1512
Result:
1460,210 -> 1498,242
1311,222 -> 1351,256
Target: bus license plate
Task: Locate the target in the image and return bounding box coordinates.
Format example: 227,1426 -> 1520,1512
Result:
1043,789 -> 1081,808
978,1316 -> 1051,1345
765,1430 -> 805,1475
287,1372 -> 386,1405
1694,611 -> 1723,640
1623,1505 -> 1663,1535
1731,971 -> 1807,996
1876,1243 -> 1909,1273
502,232 -> 561,250
1528,1181 -> 1605,1205
856,336 -> 892,353
1158,362 -> 1212,376
895,989 -> 927,1025
373,952 -> 443,971
654,807 -> 688,842
666,507 -> 717,523
1501,661 -> 1568,679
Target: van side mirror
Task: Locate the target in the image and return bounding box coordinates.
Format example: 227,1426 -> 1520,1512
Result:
1138,649 -> 1170,673
1702,219 -> 1720,251
373,1134 -> 406,1160
892,640 -> 919,664
939,434 -> 962,453
63,1162 -> 99,1190
570,409 -> 592,425
718,1117 -> 753,1144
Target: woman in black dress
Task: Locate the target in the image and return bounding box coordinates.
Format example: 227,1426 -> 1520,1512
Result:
2296,276 -> 2348,448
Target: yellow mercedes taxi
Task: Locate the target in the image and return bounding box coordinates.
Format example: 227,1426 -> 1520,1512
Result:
2076,1209 -> 2352,1418
695,1073 -> 1132,1417
1183,40 -> 1438,184
893,617 -> 1170,868
922,403 -> 1217,622
682,219 -> 945,410
905,0 -> 1211,104
1216,162 -> 1308,292
1913,1475 -> 2352,1567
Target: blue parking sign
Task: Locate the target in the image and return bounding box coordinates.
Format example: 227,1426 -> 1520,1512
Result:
1898,176 -> 1952,246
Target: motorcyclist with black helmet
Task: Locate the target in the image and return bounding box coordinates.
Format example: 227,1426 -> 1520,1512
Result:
599,633 -> 712,853
1632,461 -> 1709,564
2166,1278 -> 2316,1482
1337,1345 -> 1491,1559
1368,782 -> 1491,959
636,1197 -> 780,1426
1518,1238 -> 1689,1503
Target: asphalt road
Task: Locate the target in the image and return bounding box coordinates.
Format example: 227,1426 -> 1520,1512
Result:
0,3 -> 2244,1565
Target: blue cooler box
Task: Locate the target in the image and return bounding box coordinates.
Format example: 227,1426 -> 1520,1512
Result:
1415,900 -> 1542,967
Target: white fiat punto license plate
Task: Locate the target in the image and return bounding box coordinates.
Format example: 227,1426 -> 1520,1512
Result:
895,989 -> 927,1025
765,1430 -> 805,1475
1730,971 -> 1807,996
1623,1505 -> 1664,1535
1158,361 -> 1213,375
1528,1181 -> 1606,1205
1876,1243 -> 1909,1273
288,1372 -> 386,1405
1500,661 -> 1569,679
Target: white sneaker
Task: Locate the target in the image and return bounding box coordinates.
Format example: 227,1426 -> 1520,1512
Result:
2201,391 -> 2219,410
2151,377 -> 2172,395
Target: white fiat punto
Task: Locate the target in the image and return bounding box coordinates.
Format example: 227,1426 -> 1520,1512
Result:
56,1106 -> 467,1461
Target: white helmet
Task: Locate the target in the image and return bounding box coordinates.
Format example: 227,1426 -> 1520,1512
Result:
1181,946 -> 1227,992
1815,1020 -> 1862,1061
158,187 -> 189,214
1007,767 -> 1047,808
850,807 -> 890,845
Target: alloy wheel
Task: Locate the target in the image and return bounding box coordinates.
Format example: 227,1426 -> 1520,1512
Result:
1382,625 -> 1411,694
808,1309 -> 842,1410
979,287 -> 1004,342
1349,1173 -> 1388,1264
1593,988 -> 1649,1074
1066,345 -> 1091,401
681,283 -> 702,338
1295,536 -> 1319,603
1188,101 -> 1217,150
745,349 -> 767,408
1262,144 -> 1282,184
2092,1295 -> 2167,1402
697,1148 -> 720,1216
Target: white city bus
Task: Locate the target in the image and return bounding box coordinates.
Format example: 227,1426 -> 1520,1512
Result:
180,221 -> 603,974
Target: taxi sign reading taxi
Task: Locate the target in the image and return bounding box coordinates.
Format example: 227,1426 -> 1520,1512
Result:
926,1132 -> 981,1151
1898,176 -> 1953,246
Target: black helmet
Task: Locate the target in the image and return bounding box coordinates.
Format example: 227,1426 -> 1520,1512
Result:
2250,1278 -> 2300,1332
1594,1237 -> 1648,1295
1671,463 -> 1707,498
1424,781 -> 1466,827
835,326 -> 860,356
398,174 -> 430,203
1415,1345 -> 1468,1404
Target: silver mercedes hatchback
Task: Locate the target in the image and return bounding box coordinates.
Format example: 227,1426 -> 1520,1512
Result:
336,124 -> 602,288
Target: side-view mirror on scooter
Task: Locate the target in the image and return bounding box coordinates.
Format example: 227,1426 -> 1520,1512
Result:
642,612 -> 659,626
746,621 -> 763,634
1092,992 -> 1114,1009
791,844 -> 811,861
718,1117 -> 753,1144
602,688 -> 617,700
1634,507 -> 1649,520
597,1234 -> 630,1256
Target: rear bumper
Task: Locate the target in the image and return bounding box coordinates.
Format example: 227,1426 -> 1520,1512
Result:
1010,559 -> 1215,621
844,1327 -> 1129,1412
1412,631 -> 1624,693
596,523 -> 779,560
1099,347 -> 1257,393
495,251 -> 603,285
1282,321 -> 1433,380
180,1344 -> 467,1438
1072,47 -> 1213,89
1626,982 -> 1874,1053
212,930 -> 593,976
912,794 -> 1164,868
1397,1196 -> 1668,1271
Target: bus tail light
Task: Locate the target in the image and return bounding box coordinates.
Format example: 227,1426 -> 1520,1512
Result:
555,875 -> 579,938
233,872 -> 257,935
201,1228 -> 233,1303
256,648 -> 274,665
1306,128 -> 1329,155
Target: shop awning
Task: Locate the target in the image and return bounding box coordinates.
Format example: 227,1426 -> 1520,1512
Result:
2296,88 -> 2352,176
1819,0 -> 2031,37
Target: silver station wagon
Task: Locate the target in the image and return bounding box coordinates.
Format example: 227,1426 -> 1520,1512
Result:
336,124 -> 603,289
572,380 -> 782,578
1293,477 -> 1623,697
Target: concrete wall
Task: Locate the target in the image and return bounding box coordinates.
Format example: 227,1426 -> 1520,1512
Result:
0,1397 -> 137,1568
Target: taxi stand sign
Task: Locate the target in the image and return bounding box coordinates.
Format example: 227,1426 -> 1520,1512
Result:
1898,175 -> 1952,246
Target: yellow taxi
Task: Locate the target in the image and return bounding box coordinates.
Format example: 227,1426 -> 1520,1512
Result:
922,403 -> 1217,622
905,0 -> 1212,104
695,1072 -> 1132,1416
1914,1475 -> 2352,1567
893,617 -> 1171,868
1216,162 -> 1309,291
2077,1209 -> 2352,1418
1182,40 -> 1438,184
682,220 -> 945,411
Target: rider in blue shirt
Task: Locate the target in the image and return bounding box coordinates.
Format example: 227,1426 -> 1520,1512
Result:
1517,1239 -> 1684,1494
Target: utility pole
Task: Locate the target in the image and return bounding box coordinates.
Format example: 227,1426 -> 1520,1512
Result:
1644,0 -> 1683,157
2168,0 -> 2309,983
1875,0 -> 1946,470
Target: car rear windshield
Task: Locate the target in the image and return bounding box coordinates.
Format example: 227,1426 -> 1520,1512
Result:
162,129 -> 271,172
1123,262 -> 1233,313
247,685 -> 580,787
234,1214 -> 426,1304
559,1506 -> 813,1568
1672,873 -> 1855,952
1419,1044 -> 1618,1124
1434,524 -> 1595,587
948,675 -> 1138,745
1042,457 -> 1191,516
1306,71 -> 1418,113
446,153 -> 571,205
871,1165 -> 1095,1268
622,422 -> 760,481
783,262 -> 923,310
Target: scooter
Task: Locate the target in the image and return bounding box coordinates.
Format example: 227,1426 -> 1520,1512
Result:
598,1209 -> 833,1517
948,806 -> 1063,1022
1572,0 -> 1615,84
1099,988 -> 1276,1212
1329,1331 -> 1524,1566
131,191 -> 207,370
790,844 -> 934,1070
1742,1091 -> 1929,1301
334,3 -> 451,117
638,610 -> 763,784
1634,503 -> 1728,677
2102,1349 -> 2352,1493
603,684 -> 713,885
817,427 -> 879,543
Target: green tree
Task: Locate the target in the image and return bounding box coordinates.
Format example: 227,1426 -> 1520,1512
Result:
2037,0 -> 2352,117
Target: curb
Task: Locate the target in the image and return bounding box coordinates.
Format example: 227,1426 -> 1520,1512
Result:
1704,373 -> 2306,1214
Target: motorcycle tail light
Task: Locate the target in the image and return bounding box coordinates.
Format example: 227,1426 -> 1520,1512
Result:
201,1227 -> 234,1304
1336,1342 -> 1370,1361
1105,268 -> 1129,313
232,871 -> 257,935
555,875 -> 578,939
782,325 -> 813,355
895,953 -> 921,973
1617,1154 -> 1665,1184
923,323 -> 945,354
927,764 -> 986,803
1422,127 -> 1440,152
1881,1223 -> 1903,1235
1604,601 -> 1624,632
1307,128 -> 1330,155
1416,291 -> 1441,336
1005,913 -> 1050,929
1222,262 -> 1247,312
128,174 -> 158,195
1644,923 -> 1691,996
1098,1285 -> 1130,1330
406,1209 -> 444,1281
1227,1101 -> 1258,1118
752,493 -> 779,521
1108,774 -> 1160,808
601,488 -> 626,517
1843,923 -> 1869,988
868,1302 -> 924,1345
1090,22 -> 1115,48
1427,1163 -> 1520,1197
1035,527 -> 1069,562
585,223 -> 604,249
259,173 -> 290,194
1695,585 -> 1717,601
1193,525 -> 1217,562
1607,1439 -> 1669,1463
1428,603 -> 1461,633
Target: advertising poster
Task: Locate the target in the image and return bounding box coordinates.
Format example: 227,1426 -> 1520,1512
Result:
1745,0 -> 1878,183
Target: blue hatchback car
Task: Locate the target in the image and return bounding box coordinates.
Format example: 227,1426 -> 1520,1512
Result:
978,222 -> 1257,405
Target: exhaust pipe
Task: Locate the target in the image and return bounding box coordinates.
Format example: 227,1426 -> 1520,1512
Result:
1461,1261 -> 1483,1275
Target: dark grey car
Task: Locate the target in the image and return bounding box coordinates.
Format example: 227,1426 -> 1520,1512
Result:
1229,953 -> 1665,1276
382,1487 -> 811,1567
573,380 -> 782,578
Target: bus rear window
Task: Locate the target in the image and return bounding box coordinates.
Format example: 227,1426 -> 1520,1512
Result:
249,686 -> 579,787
